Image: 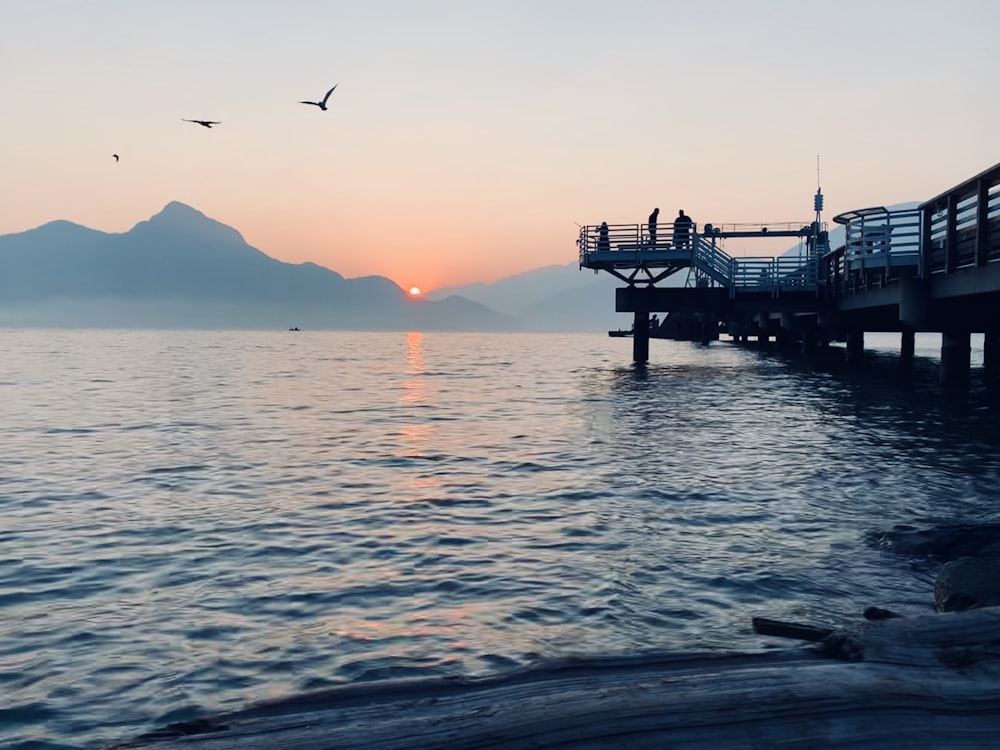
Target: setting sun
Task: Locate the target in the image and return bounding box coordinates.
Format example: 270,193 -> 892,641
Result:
409,286 -> 421,296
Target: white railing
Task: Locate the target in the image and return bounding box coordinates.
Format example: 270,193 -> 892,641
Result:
691,235 -> 733,285
579,223 -> 823,295
840,207 -> 922,275
578,222 -> 698,256
731,256 -> 818,293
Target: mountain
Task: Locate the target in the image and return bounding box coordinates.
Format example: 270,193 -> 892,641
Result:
0,202 -> 516,331
1,201 -> 919,332
426,261 -> 690,332
428,263 -> 599,317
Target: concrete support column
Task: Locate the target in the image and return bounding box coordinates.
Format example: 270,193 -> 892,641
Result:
900,327 -> 915,363
699,319 -> 713,346
899,278 -> 928,330
984,331 -> 1000,381
846,329 -> 864,363
941,330 -> 971,384
778,312 -> 794,351
632,311 -> 650,364
816,315 -> 838,355
801,329 -> 817,356
757,313 -> 770,348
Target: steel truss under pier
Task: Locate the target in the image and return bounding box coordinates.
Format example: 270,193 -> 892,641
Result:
579,161 -> 1000,381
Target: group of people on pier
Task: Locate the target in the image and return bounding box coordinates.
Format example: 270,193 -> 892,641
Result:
596,208 -> 694,253
649,208 -> 693,249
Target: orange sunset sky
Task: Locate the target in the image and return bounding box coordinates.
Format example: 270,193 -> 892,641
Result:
2,0 -> 997,293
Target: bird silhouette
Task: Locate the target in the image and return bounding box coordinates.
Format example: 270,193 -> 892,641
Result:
299,84 -> 337,111
182,119 -> 221,128
112,154 -> 119,162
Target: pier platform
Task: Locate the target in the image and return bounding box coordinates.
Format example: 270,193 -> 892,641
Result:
580,161 -> 1000,379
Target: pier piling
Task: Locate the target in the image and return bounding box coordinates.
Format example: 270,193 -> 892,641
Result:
900,328 -> 915,363
846,330 -> 864,363
632,311 -> 650,363
984,332 -> 1000,380
941,330 -> 971,383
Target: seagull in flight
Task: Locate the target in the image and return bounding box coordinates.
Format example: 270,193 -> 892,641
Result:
112,154 -> 119,162
182,119 -> 221,128
299,84 -> 337,111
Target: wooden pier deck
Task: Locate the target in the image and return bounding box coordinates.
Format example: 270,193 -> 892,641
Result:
580,161 -> 1000,375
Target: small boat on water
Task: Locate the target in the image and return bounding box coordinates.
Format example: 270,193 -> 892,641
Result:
289,327 -> 301,332
609,315 -> 659,338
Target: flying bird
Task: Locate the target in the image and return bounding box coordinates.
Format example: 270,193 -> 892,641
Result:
182,119 -> 221,128
112,154 -> 119,162
299,84 -> 337,111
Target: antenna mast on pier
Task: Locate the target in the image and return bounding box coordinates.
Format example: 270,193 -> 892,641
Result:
810,155 -> 829,265
814,154 -> 823,228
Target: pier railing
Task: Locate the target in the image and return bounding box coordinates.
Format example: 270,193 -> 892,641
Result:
691,235 -> 732,286
577,207 -> 923,298
921,162 -> 1000,274
577,222 -> 691,256
826,206 -> 922,294
729,255 -> 819,295
579,222 -> 824,296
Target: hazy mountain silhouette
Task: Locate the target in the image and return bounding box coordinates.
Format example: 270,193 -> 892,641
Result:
0,201 -> 916,332
426,261 -> 690,332
428,263 -> 599,317
0,202 -> 516,331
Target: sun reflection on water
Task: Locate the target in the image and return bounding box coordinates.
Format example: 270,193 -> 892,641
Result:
396,332 -> 443,498
401,331 -> 426,407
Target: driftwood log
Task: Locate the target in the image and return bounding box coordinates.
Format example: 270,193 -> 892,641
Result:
108,607 -> 1000,749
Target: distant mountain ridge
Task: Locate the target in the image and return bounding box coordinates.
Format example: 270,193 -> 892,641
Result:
429,263 -> 590,317
427,262 -> 627,331
0,201 -> 920,332
427,261 -> 686,332
0,203 -> 516,331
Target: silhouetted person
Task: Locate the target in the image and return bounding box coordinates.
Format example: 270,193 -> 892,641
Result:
648,207 -> 659,247
673,209 -> 693,249
598,221 -> 610,252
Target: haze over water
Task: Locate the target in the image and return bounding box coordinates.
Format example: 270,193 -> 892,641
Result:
3,329 -> 999,749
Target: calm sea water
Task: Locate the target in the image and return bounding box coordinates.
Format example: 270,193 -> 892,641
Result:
4,329 -> 1000,749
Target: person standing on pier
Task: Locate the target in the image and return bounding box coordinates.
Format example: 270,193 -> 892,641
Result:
598,221 -> 611,252
673,209 -> 693,249
648,208 -> 659,248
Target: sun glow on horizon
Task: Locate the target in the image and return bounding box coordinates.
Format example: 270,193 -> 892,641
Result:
409,286 -> 421,296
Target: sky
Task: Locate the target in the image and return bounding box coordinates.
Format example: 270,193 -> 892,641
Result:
2,0 -> 998,293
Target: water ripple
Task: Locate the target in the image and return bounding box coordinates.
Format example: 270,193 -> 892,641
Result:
1,330 -> 999,748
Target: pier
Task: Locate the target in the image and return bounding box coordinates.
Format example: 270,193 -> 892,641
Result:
579,161 -> 1000,379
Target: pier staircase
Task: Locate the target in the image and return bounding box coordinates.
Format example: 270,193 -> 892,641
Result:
690,235 -> 733,287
